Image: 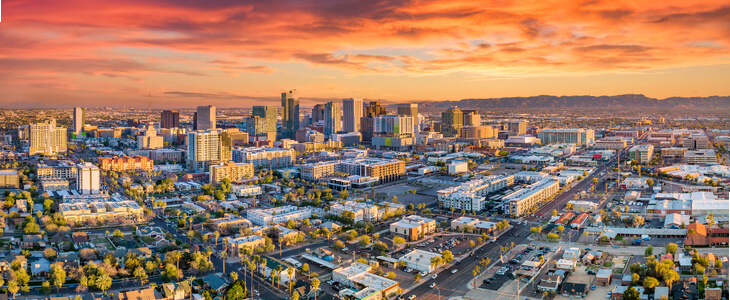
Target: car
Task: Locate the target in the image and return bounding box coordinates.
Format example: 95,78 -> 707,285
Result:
430,283 -> 436,288
383,273 -> 389,277
409,295 -> 417,300
432,274 -> 438,280
455,260 -> 462,265
451,269 -> 459,274
591,285 -> 596,290
613,245 -> 619,248
420,271 -> 428,276
404,268 -> 413,273
342,247 -> 349,251
254,290 -> 260,296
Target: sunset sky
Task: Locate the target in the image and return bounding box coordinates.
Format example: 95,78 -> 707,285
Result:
1,0 -> 729,108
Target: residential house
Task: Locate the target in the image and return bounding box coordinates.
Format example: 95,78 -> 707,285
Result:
595,269 -> 612,285
654,287 -> 669,300
161,282 -> 191,300
556,259 -> 576,270
136,227 -> 165,239
561,282 -> 587,297
31,258 -> 51,277
118,287 -> 157,300
671,282 -> 699,300
705,288 -> 722,300
23,234 -> 46,248
538,274 -> 563,292
202,274 -> 229,293
71,232 -> 90,247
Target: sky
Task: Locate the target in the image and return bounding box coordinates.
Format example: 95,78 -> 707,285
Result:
0,0 -> 729,108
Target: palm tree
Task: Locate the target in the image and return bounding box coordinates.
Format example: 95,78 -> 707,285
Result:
312,278 -> 321,300
279,237 -> 284,258
214,231 -> 220,251
173,251 -> 183,271
276,265 -> 283,288
221,251 -> 227,274
287,268 -> 295,294
97,273 -> 112,296
271,269 -> 277,287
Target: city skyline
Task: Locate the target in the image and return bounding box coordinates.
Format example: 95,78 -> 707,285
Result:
1,0 -> 729,108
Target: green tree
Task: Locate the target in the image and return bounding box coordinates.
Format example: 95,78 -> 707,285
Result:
41,281 -> 51,295
622,286 -> 641,300
51,263 -> 67,293
97,273 -> 112,296
643,277 -> 659,290
312,278 -> 320,300
645,245 -> 654,257
113,229 -> 124,238
227,284 -> 245,300
441,250 -> 454,263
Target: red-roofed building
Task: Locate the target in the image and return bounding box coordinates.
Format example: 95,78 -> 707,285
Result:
570,213 -> 589,228
556,212 -> 575,226
684,222 -> 729,247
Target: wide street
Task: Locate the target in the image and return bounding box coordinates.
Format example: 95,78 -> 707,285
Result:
406,224 -> 533,300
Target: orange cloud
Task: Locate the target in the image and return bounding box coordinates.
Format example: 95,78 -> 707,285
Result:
0,0 -> 728,106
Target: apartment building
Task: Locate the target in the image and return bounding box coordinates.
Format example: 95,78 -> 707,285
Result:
437,175 -> 515,212
246,206 -> 313,226
76,163 -> 100,195
98,156 -> 153,172
628,144 -> 654,164
332,263 -> 400,299
60,201 -> 143,223
683,135 -> 710,150
330,201 -> 379,223
594,137 -> 629,150
226,235 -> 266,257
300,161 -> 338,181
209,161 -> 255,184
231,184 -> 263,197
537,129 -> 595,146
504,179 -> 560,217
390,215 -> 436,241
684,150 -> 718,165
336,158 -> 406,185
186,130 -> 233,172
37,161 -> 77,180
28,120 -> 67,156
232,147 -> 296,168
0,170 -> 20,189
461,126 -> 496,139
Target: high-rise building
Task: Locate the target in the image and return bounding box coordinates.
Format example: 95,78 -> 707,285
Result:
73,107 -> 85,134
364,101 -> 386,117
508,121 -> 527,135
371,115 -> 415,151
360,117 -> 375,143
281,90 -> 300,139
397,104 -> 418,117
462,110 -> 481,127
186,130 -> 233,172
137,123 -> 164,149
312,104 -> 325,123
28,120 -> 68,156
196,105 -> 216,130
342,98 -> 363,133
160,110 -> 180,129
441,107 -> 463,138
249,106 -> 277,141
324,101 -> 342,136
76,162 -> 100,195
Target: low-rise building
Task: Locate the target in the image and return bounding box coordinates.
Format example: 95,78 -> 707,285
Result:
98,156 -> 153,172
390,215 -> 436,241
447,161 -> 469,175
231,184 -> 263,197
0,170 -> 20,189
331,201 -> 379,223
399,249 -> 441,273
684,150 -> 718,165
300,161 -> 338,181
59,200 -> 143,223
437,175 -> 515,212
450,217 -> 497,234
628,144 -> 654,164
504,179 -> 560,217
212,214 -> 252,231
226,235 -> 266,257
333,262 -> 400,300
247,205 -> 313,226
209,161 -> 255,184
595,269 -> 612,285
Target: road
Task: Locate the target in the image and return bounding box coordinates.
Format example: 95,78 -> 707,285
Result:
527,165 -> 607,222
407,224 -> 533,300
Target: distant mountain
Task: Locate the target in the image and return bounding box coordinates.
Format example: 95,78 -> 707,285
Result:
415,94 -> 730,111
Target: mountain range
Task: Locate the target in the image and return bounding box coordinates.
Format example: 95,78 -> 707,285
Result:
414,94 -> 730,111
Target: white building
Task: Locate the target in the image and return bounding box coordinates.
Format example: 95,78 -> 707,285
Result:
684,150 -> 718,165
232,147 -> 296,168
399,250 -> 442,273
28,120 -> 68,156
437,175 -> 515,212
330,201 -> 379,223
504,178 -> 560,217
231,184 -> 263,197
76,163 -> 100,195
246,205 -> 313,226
137,123 -> 164,149
333,262 -> 400,300
447,161 -> 469,175
538,128 -> 595,146
513,171 -> 550,183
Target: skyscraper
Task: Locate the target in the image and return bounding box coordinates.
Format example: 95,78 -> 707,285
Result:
324,101 -> 342,136
186,130 -> 233,172
160,110 -> 180,129
196,105 -> 216,130
372,115 -> 415,151
364,101 -> 386,117
462,110 -> 481,127
441,107 -> 463,138
28,120 -> 68,156
312,104 -> 325,123
73,107 -> 85,134
251,106 -> 277,140
342,98 -> 363,133
76,162 -> 100,195
281,90 -> 300,139
397,104 -> 418,117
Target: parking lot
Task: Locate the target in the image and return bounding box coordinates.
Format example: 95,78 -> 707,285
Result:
481,244 -> 554,292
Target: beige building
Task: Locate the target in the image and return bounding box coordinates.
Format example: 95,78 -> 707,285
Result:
683,135 -> 710,150
594,137 -> 628,150
505,179 -> 560,217
232,147 -> 296,168
226,235 -> 266,257
390,215 -> 436,241
300,161 -> 338,181
209,161 -> 255,184
137,123 -> 164,149
28,120 -> 67,156
60,201 -> 144,223
661,147 -> 687,158
336,159 -> 406,185
0,170 -> 20,189
331,201 -> 379,223
684,150 -> 718,165
461,126 -> 495,139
